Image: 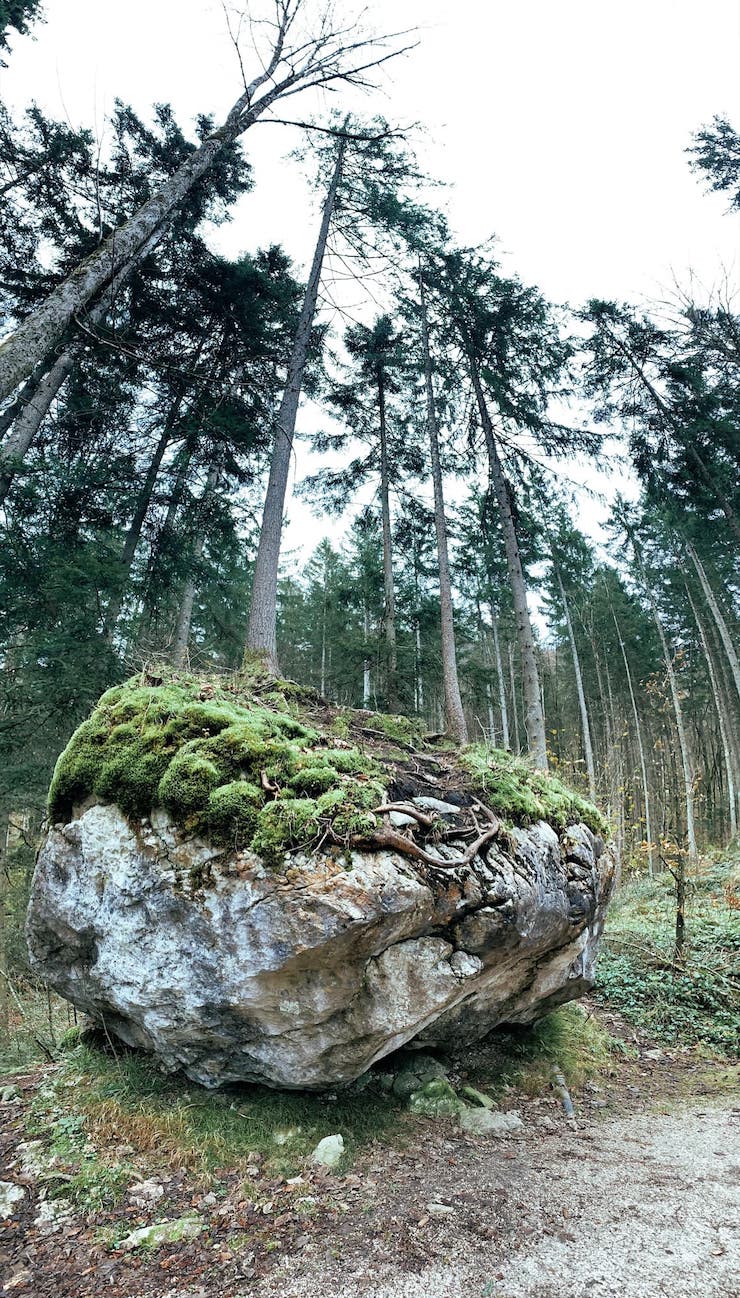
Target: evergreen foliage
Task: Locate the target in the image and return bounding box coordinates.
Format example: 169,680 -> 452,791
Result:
0,13 -> 738,1003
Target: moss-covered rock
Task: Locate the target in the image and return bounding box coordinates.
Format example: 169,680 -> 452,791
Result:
48,672 -> 387,864
460,745 -> 608,838
47,670 -> 608,873
407,1078 -> 462,1117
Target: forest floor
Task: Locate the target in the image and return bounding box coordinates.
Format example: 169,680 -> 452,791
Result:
1,1002 -> 738,1298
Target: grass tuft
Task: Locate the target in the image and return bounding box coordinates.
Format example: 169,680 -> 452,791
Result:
460,1003 -> 620,1099
26,1044 -> 406,1178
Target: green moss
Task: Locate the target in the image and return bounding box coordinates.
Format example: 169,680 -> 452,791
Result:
95,748 -> 172,818
48,675 -> 605,872
158,751 -> 223,817
287,764 -> 338,796
323,747 -> 375,775
206,781 -> 263,846
48,673 -> 387,868
251,799 -> 322,867
329,710 -> 351,740
323,779 -> 386,840
460,744 -> 608,837
363,711 -> 424,747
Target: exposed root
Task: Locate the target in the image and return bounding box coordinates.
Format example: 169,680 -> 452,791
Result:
357,822 -> 501,872
372,801 -> 438,829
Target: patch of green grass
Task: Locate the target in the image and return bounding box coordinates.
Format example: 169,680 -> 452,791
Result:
595,850 -> 740,1055
47,670 -> 388,867
27,1043 -> 407,1178
460,744 -> 608,837
462,1004 -> 620,1098
21,1082 -> 133,1211
0,984 -> 81,1077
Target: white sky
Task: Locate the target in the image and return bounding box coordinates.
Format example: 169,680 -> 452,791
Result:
3,0 -> 740,568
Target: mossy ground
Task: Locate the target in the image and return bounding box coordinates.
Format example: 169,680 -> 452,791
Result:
47,666 -> 607,867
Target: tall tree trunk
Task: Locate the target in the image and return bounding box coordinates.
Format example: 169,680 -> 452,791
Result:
611,606 -> 656,873
638,562 -> 698,865
172,464 -> 219,668
0,345 -> 79,504
363,605 -> 372,709
413,540 -> 424,716
470,362 -> 546,767
419,275 -> 468,743
0,233 -> 164,503
684,583 -> 738,839
105,409 -> 183,634
555,568 -> 596,801
378,368 -> 398,709
685,541 -> 740,703
602,652 -> 626,863
135,443 -> 195,648
0,815 -> 8,1040
508,643 -> 521,753
705,612 -> 740,830
415,620 -> 424,715
0,35 -> 306,406
486,683 -> 496,744
490,611 -> 510,749
320,580 -> 327,698
246,137 -> 346,672
0,356 -> 55,442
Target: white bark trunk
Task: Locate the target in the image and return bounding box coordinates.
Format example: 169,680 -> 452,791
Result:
486,684 -> 496,744
246,137 -> 346,672
415,619 -> 424,714
320,583 -> 327,697
363,605 -> 372,709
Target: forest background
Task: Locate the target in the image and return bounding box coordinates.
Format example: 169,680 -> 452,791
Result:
0,0 -> 739,1002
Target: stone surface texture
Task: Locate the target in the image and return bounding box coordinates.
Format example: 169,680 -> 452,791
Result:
26,802 -> 616,1090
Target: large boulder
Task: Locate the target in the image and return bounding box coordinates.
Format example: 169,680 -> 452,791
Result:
26,671 -> 617,1090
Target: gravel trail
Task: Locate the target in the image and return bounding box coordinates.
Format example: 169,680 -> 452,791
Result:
260,1104 -> 740,1298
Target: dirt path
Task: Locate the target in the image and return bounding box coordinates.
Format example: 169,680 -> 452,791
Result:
260,1103 -> 739,1298
1,1040 -> 738,1298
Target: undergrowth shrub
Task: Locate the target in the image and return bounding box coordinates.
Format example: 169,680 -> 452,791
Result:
595,851 -> 739,1055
